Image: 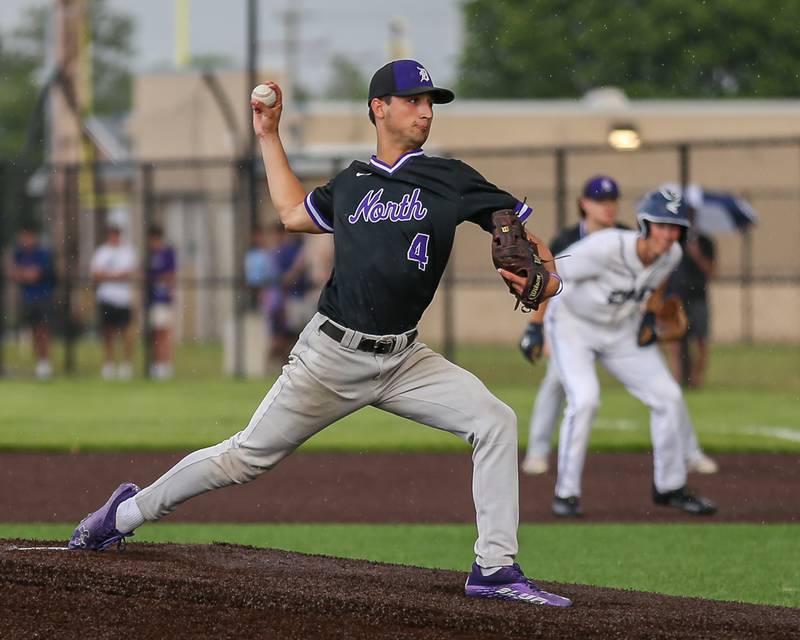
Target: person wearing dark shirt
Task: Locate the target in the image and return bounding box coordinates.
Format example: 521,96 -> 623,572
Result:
11,222 -> 56,380
666,225 -> 716,388
263,226 -> 310,364
69,59 -> 571,607
147,225 -> 177,379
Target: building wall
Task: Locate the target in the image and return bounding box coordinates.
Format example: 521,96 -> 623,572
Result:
132,72 -> 800,344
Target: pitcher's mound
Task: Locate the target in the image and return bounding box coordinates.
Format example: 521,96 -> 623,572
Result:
1,540 -> 797,639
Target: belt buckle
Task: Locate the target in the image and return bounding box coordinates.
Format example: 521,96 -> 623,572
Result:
373,336 -> 395,353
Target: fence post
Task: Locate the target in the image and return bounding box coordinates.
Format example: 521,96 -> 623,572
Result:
0,163 -> 6,377
63,164 -> 78,375
555,148 -> 567,231
141,163 -> 155,378
741,224 -> 753,345
232,158 -> 246,378
677,143 -> 692,384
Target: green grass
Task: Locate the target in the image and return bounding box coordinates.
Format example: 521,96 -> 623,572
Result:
4,522 -> 798,608
1,343 -> 797,452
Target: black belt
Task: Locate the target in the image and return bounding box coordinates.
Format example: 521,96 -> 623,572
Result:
320,320 -> 417,355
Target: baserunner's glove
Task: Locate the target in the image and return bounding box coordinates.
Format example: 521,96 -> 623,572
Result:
519,322 -> 544,364
491,210 -> 552,312
637,311 -> 658,347
637,295 -> 689,347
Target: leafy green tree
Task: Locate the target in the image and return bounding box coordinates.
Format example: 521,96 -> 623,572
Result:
324,54 -> 368,101
13,0 -> 135,115
458,0 -> 800,98
0,36 -> 39,160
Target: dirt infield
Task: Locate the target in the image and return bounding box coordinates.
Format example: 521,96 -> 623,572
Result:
1,452 -> 797,523
2,541 -> 799,639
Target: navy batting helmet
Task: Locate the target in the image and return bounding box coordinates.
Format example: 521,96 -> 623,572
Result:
636,186 -> 691,236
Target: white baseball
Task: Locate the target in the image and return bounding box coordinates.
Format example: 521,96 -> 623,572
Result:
251,84 -> 277,108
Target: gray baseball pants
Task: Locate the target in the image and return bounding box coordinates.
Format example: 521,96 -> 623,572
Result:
135,313 -> 520,568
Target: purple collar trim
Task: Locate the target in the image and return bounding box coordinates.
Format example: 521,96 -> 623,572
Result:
369,149 -> 424,174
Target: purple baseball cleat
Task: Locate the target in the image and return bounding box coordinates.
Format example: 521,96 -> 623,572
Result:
465,563 -> 572,607
68,482 -> 140,551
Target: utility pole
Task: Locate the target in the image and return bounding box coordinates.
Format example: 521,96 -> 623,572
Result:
246,0 -> 259,229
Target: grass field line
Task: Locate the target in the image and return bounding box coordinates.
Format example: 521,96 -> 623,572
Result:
594,418 -> 800,442
740,426 -> 800,442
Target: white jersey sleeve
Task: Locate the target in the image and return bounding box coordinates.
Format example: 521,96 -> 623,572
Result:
555,229 -> 615,282
555,229 -> 681,326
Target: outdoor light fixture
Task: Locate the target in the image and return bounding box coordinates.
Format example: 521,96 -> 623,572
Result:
608,123 -> 641,150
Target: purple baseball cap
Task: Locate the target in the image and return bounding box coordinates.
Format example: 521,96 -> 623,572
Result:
583,175 -> 620,201
368,59 -> 455,105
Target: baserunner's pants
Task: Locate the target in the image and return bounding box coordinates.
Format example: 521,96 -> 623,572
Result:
135,313 -> 520,569
546,305 -> 689,499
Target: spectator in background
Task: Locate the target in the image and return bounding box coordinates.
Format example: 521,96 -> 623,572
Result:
90,224 -> 137,380
263,223 -> 309,365
147,224 -> 177,380
10,222 -> 56,380
666,220 -> 717,389
245,225 -> 277,310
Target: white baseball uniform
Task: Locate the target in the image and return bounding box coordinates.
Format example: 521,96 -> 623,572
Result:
545,228 -> 690,498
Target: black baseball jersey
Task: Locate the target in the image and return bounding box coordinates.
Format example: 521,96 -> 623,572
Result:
304,149 -> 532,334
666,233 -> 715,300
550,221 -> 629,256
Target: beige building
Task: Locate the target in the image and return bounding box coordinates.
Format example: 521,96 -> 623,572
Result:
131,71 -> 800,346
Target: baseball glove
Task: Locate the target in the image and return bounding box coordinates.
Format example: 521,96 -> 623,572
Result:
637,294 -> 689,346
491,210 -> 551,312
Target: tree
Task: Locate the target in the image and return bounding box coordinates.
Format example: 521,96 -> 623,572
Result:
0,36 -> 39,160
458,0 -> 800,98
324,54 -> 368,101
13,0 -> 135,115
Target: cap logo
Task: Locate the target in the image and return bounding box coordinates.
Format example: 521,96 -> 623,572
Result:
659,187 -> 683,214
417,66 -> 430,83
601,179 -> 612,192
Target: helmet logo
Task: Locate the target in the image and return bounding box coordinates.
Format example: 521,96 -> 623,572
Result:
659,187 -> 683,215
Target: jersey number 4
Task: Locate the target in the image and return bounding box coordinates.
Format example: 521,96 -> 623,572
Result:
407,233 -> 430,271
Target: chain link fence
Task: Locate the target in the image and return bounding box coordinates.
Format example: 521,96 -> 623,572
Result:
2,137 -> 798,378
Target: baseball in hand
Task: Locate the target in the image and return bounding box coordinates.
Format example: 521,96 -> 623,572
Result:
251,84 -> 277,108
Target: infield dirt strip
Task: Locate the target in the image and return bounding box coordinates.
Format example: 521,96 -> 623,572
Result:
2,452 -> 799,638
1,452 -> 797,523
2,542 -> 799,639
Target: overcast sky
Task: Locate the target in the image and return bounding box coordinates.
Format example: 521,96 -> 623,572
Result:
1,0 -> 464,92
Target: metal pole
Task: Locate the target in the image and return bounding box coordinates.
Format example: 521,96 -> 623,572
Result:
246,0 -> 259,230
678,143 -> 691,384
741,195 -> 754,345
679,143 -> 690,189
555,148 -> 567,231
0,163 -> 6,377
141,163 -> 155,378
63,164 -> 77,375
232,160 -> 245,378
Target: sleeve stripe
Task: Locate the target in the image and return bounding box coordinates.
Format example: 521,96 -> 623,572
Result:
304,192 -> 334,233
514,201 -> 533,222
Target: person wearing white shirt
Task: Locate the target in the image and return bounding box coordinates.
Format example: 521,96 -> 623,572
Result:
90,225 -> 138,380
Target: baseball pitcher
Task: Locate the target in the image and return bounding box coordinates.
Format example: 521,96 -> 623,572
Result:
68,60 -> 571,607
